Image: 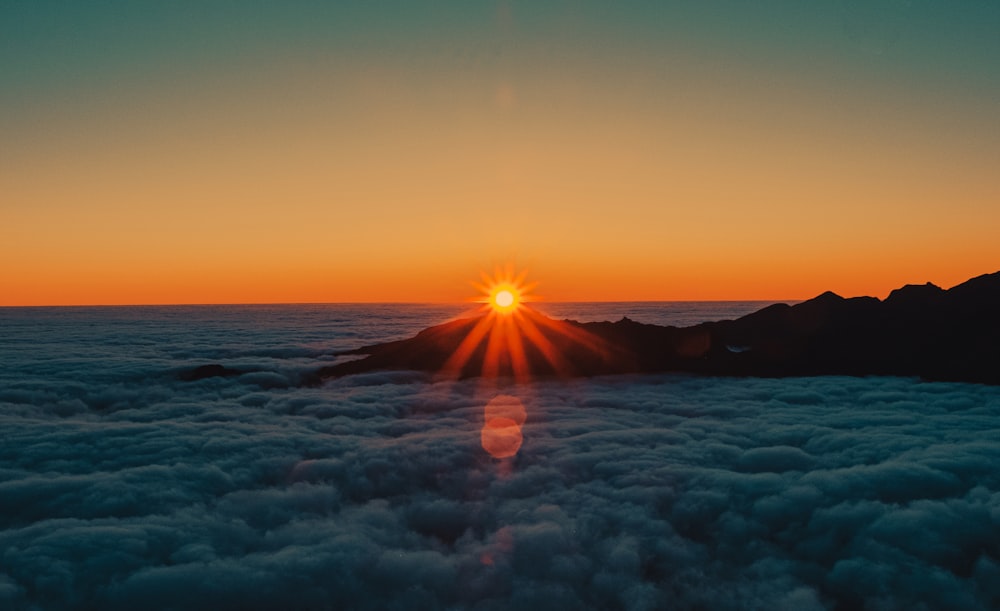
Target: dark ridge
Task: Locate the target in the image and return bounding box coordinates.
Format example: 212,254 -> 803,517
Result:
885,281 -> 944,305
316,270 -> 1000,385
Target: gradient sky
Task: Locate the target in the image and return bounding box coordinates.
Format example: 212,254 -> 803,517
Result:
3,1 -> 999,305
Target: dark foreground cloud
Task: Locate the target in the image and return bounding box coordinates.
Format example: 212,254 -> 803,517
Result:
1,372 -> 999,610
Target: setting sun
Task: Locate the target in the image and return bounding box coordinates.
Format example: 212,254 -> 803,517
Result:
474,265 -> 536,315
491,288 -> 518,313
494,290 -> 514,308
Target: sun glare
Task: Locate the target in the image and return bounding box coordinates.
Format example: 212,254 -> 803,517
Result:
495,289 -> 514,308
491,288 -> 517,312
444,263 -> 612,387
475,265 -> 536,315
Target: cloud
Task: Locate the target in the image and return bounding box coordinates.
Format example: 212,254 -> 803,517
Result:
1,370 -> 999,609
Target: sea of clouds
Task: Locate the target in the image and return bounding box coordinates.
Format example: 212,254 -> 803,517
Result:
2,361 -> 999,610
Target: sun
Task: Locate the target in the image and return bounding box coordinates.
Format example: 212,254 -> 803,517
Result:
495,290 -> 514,308
491,287 -> 518,312
473,264 -> 537,315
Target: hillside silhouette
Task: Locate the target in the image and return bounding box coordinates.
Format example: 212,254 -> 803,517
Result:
316,271 -> 1000,385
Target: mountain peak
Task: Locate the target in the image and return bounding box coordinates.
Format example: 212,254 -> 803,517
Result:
885,281 -> 944,305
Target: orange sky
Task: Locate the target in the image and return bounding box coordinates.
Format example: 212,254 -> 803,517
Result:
3,3 -> 999,305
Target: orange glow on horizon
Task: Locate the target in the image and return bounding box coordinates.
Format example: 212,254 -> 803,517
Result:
2,258 -> 998,306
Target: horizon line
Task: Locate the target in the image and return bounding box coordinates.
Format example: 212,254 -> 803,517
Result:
0,298 -> 804,308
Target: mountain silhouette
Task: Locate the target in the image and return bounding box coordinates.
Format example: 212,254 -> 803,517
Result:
316,271 -> 1000,385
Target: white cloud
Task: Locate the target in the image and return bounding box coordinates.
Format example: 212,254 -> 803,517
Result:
1,371 -> 999,609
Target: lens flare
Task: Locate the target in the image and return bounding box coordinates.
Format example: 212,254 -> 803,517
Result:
480,417 -> 522,459
481,394 -> 526,459
484,394 -> 527,425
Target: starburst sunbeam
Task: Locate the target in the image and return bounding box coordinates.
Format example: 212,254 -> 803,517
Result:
434,266 -> 618,383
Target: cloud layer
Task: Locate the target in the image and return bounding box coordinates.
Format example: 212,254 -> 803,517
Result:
2,364 -> 999,609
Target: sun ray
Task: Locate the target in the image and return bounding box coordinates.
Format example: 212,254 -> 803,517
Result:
503,316 -> 532,383
482,315 -> 507,378
439,312 -> 496,378
512,309 -> 574,375
522,307 -> 610,356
